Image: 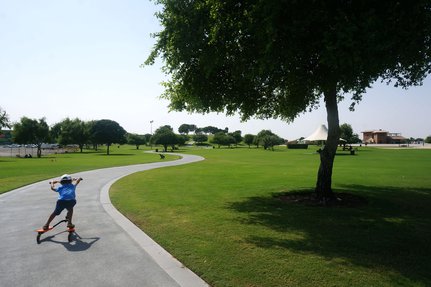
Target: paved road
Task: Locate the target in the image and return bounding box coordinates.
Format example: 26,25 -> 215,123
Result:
0,153 -> 208,287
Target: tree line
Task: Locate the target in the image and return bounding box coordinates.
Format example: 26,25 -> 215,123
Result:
2,108 -> 425,158
0,112 -> 290,156
12,117 -> 128,157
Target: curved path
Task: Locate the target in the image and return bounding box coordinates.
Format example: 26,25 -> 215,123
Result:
0,153 -> 208,287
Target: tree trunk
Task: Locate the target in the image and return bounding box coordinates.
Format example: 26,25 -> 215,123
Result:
315,84 -> 340,202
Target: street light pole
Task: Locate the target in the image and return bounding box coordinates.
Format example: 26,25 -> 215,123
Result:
150,120 -> 154,149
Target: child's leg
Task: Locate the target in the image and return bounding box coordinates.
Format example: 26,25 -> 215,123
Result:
66,208 -> 74,227
44,213 -> 56,229
43,200 -> 64,229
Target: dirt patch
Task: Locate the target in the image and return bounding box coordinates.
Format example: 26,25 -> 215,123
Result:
277,191 -> 368,208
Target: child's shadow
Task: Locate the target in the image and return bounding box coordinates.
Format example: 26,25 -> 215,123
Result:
41,232 -> 99,251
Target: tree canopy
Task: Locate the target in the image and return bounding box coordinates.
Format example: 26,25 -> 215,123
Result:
211,131 -> 235,148
148,1 -> 431,118
127,133 -> 147,149
192,133 -> 208,144
52,118 -> 90,152
339,123 -> 361,144
90,119 -> 127,155
178,123 -> 197,134
151,125 -> 178,152
147,1 -> 431,200
243,134 -> 256,148
13,117 -> 49,157
256,130 -> 284,150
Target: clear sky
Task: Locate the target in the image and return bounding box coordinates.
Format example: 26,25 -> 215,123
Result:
1,1 -> 430,140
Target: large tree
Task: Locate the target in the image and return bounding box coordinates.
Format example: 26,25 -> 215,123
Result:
13,117 -> 49,158
339,123 -> 361,144
192,133 -> 208,144
178,123 -> 197,134
146,1 -> 431,201
243,134 -> 256,148
91,119 -> 127,155
229,130 -> 243,146
52,118 -> 90,152
211,131 -> 235,148
256,130 -> 284,150
200,126 -> 225,135
151,125 -> 178,152
127,133 -> 147,149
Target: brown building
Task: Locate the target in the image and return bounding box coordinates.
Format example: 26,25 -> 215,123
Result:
362,129 -> 407,144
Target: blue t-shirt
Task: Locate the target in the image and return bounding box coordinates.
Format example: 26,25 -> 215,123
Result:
56,183 -> 76,200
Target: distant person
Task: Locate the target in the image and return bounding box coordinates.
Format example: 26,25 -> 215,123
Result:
42,174 -> 83,230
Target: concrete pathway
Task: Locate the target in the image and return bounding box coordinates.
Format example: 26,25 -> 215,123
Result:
0,153 -> 209,287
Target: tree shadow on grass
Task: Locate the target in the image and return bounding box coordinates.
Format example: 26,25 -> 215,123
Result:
227,185 -> 431,284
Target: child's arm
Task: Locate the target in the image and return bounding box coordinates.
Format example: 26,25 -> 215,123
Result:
49,180 -> 59,191
73,177 -> 83,186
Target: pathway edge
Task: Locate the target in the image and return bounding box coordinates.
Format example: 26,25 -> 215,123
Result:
100,153 -> 209,287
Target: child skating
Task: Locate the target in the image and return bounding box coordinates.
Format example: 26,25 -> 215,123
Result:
42,174 -> 83,230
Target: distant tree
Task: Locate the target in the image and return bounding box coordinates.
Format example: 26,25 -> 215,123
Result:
0,107 -> 11,129
252,136 -> 260,148
127,133 -> 147,149
224,134 -> 236,148
178,124 -> 197,134
339,123 -> 353,142
243,134 -> 255,148
229,130 -> 243,146
339,123 -> 361,144
201,126 -> 224,134
86,120 -> 98,150
425,136 -> 431,144
52,118 -> 90,152
176,134 -> 188,146
151,125 -> 178,152
211,132 -> 235,148
50,122 -> 62,143
77,121 -> 92,152
192,133 -> 208,144
178,124 -> 188,134
256,130 -> 284,150
147,1 -> 431,201
13,117 -> 49,158
351,134 -> 361,144
91,119 -> 127,155
143,133 -> 152,145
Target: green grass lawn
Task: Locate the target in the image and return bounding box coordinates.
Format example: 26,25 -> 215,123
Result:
1,145 -> 430,286
0,145 -> 178,194
110,147 -> 431,287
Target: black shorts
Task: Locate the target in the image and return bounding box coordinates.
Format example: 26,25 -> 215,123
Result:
53,199 -> 76,215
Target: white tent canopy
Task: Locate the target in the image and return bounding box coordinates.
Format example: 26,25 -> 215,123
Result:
305,124 -> 328,141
